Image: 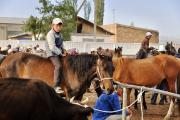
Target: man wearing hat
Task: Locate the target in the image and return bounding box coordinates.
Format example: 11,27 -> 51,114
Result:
141,32 -> 152,51
45,18 -> 66,93
137,32 -> 153,58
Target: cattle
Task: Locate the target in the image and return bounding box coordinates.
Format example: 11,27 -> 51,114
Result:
0,78 -> 93,120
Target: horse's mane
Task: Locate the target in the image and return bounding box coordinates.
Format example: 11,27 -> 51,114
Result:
65,54 -> 98,77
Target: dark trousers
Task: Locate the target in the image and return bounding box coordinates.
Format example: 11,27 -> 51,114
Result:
50,56 -> 62,87
151,80 -> 168,104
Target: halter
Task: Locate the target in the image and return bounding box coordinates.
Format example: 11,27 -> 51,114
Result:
96,59 -> 113,81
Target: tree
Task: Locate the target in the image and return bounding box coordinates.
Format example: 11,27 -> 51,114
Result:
24,0 -> 77,41
24,0 -> 87,40
84,0 -> 91,20
23,16 -> 41,40
95,0 -> 104,25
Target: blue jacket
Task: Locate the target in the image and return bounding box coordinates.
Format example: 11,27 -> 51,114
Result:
92,91 -> 122,120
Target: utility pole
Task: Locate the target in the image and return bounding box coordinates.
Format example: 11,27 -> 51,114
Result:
94,0 -> 96,42
113,9 -> 115,23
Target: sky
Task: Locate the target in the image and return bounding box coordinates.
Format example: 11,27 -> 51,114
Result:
0,0 -> 180,43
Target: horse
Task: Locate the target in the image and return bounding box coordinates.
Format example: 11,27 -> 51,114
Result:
0,52 -> 114,101
165,42 -> 176,55
134,43 -> 177,110
112,54 -> 180,119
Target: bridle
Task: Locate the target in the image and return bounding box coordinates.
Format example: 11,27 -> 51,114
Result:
96,59 -> 113,82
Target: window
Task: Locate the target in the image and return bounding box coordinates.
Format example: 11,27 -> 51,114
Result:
83,38 -> 104,42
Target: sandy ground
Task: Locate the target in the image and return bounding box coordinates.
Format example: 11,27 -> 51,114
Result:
84,90 -> 180,120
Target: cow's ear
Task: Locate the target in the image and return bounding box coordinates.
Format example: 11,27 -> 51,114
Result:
79,107 -> 93,116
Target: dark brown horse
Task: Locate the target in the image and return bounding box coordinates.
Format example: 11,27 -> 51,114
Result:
112,54 -> 180,119
0,52 -> 114,101
165,42 -> 177,55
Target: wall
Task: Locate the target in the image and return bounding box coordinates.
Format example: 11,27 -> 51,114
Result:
0,40 -> 171,56
81,22 -> 111,35
71,33 -> 111,42
0,23 -> 24,40
102,24 -> 159,43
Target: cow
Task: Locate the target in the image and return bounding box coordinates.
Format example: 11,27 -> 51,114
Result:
0,77 -> 93,120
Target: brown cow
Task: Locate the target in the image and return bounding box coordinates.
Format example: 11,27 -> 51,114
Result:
0,77 -> 93,120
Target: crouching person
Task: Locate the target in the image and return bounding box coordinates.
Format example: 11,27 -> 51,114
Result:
92,90 -> 132,120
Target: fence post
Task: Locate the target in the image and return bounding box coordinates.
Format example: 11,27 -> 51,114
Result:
122,87 -> 127,120
83,42 -> 87,53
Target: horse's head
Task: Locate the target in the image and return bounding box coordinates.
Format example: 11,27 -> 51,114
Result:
148,47 -> 159,56
165,42 -> 176,55
96,54 -> 114,94
113,46 -> 122,58
136,48 -> 147,59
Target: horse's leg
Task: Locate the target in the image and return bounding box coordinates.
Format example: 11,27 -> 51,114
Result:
143,92 -> 147,110
164,98 -> 175,120
134,89 -> 138,109
164,78 -> 176,120
63,87 -> 70,101
127,88 -> 132,107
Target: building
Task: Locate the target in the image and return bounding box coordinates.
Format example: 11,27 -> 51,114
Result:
9,33 -> 32,40
102,23 -> 159,43
71,17 -> 114,42
0,17 -> 27,40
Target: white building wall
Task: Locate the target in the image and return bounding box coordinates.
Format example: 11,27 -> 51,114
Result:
0,40 -> 165,56
71,34 -> 111,42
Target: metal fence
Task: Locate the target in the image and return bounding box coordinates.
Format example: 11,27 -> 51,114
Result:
114,81 -> 180,120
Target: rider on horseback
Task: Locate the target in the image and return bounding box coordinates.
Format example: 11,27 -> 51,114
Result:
137,32 -> 152,58
45,18 -> 66,93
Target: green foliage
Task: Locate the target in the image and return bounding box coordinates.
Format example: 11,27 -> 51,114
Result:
24,0 -> 77,41
23,16 -> 41,40
95,0 -> 104,25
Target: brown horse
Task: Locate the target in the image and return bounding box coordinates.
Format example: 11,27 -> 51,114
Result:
0,52 -> 114,101
112,54 -> 180,119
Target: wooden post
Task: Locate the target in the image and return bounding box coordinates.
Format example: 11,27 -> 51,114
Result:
93,0 -> 96,42
122,87 -> 127,120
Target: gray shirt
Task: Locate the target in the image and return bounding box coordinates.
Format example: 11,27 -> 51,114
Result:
45,29 -> 64,57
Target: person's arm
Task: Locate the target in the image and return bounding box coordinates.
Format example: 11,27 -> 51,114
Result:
46,32 -> 62,55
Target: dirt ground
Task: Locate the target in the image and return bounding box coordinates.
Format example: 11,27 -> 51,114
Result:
84,90 -> 180,120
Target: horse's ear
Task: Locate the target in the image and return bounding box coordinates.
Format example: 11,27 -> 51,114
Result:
120,46 -> 122,50
170,42 -> 173,45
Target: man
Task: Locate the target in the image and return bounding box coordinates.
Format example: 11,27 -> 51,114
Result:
45,18 -> 66,93
137,32 -> 153,58
141,32 -> 152,50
